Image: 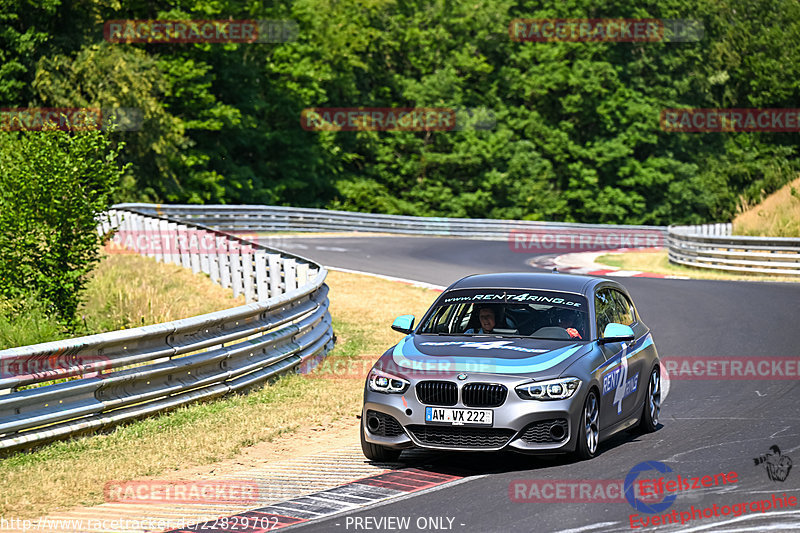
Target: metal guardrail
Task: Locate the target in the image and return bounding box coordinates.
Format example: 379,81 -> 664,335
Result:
115,203 -> 668,241
0,208 -> 333,452
102,208 -> 316,302
116,203 -> 799,277
668,224 -> 800,276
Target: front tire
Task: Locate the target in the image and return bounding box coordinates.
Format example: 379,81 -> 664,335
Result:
360,424 -> 402,462
639,365 -> 661,433
575,389 -> 600,460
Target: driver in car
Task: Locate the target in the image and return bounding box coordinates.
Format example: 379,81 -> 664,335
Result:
464,305 -> 496,334
558,309 -> 583,339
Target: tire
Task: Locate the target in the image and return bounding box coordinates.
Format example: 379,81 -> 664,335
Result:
574,389 -> 600,460
639,365 -> 661,433
360,423 -> 402,462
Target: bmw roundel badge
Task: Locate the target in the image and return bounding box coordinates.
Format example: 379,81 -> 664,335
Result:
457,373 -> 468,380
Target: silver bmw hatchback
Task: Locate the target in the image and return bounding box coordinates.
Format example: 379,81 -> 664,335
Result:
361,273 -> 662,462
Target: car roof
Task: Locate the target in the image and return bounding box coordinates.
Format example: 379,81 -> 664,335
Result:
446,272 -> 611,296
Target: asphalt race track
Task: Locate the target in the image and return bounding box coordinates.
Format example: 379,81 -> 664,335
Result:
264,235 -> 800,533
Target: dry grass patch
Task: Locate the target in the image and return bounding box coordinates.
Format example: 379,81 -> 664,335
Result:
0,252 -> 244,350
596,249 -> 800,283
80,251 -> 245,332
0,270 -> 439,519
733,176 -> 800,237
324,270 -> 437,353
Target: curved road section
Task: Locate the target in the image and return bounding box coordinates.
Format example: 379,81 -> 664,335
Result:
262,235 -> 800,533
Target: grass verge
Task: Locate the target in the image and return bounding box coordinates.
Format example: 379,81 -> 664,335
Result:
0,251 -> 244,350
80,251 -> 245,333
733,176 -> 800,237
0,297 -> 68,352
0,270 -> 438,519
595,249 -> 800,283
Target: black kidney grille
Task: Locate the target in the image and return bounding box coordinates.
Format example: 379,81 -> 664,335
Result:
416,381 -> 457,406
520,419 -> 569,443
462,383 -> 508,407
407,425 -> 514,448
365,410 -> 405,437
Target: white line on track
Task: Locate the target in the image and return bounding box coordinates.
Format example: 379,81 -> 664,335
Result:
555,521 -> 621,533
327,266 -> 447,291
314,246 -> 350,252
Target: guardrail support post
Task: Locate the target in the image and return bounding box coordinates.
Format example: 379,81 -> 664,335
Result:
229,239 -> 243,298
156,219 -> 169,263
199,229 -> 212,276
296,263 -> 309,287
242,244 -> 255,302
144,216 -> 157,260
268,254 -> 282,297
284,258 -> 297,291
176,225 -> 190,270
217,235 -> 231,289
254,251 -> 268,300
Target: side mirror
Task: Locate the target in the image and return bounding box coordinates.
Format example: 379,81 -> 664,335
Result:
391,314 -> 415,334
599,323 -> 635,344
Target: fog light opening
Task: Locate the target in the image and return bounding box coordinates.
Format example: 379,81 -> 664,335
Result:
367,415 -> 382,433
550,423 -> 566,441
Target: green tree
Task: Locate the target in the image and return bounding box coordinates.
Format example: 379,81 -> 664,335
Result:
3,0 -> 798,225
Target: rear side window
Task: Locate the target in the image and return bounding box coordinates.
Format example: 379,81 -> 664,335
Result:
594,288 -> 618,334
611,290 -> 636,326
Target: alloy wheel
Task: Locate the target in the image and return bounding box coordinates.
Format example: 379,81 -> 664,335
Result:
584,392 -> 599,454
648,369 -> 661,425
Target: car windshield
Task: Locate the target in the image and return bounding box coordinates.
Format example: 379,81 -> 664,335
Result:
418,288 -> 589,340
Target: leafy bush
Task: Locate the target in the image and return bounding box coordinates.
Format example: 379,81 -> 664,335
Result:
0,129 -> 128,326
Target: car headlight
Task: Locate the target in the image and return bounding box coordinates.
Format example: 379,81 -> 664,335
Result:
515,377 -> 581,400
368,369 -> 410,394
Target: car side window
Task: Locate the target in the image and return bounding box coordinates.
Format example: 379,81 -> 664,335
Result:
595,288 -> 618,335
611,290 -> 635,326
424,305 -> 454,333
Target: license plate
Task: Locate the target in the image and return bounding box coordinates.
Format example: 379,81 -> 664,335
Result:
425,407 -> 493,426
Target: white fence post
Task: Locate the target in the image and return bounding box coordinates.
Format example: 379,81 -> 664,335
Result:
166,221 -> 180,265
284,258 -> 297,291
268,254 -> 282,297
229,239 -> 243,299
131,213 -> 143,254
254,251 -> 269,300
199,230 -> 212,276
176,225 -> 191,270
144,217 -> 156,259
99,212 -> 112,236
154,219 -> 168,263
242,243 -> 255,302
217,235 -> 231,289
296,263 -> 309,286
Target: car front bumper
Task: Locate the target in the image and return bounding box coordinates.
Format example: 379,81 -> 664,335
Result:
362,381 -> 587,454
